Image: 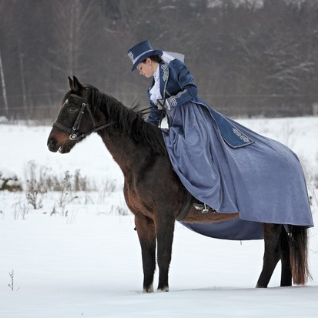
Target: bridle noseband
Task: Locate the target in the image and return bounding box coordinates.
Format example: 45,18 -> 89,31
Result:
53,101 -> 114,141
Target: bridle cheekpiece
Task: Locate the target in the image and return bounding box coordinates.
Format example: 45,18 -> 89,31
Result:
53,100 -> 114,141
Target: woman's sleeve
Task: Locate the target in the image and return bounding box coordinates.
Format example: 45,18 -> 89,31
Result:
166,59 -> 198,109
148,101 -> 164,125
147,89 -> 164,125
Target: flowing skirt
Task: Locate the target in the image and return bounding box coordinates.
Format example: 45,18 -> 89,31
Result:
162,102 -> 313,240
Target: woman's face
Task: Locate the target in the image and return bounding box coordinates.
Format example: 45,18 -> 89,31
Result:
137,58 -> 157,78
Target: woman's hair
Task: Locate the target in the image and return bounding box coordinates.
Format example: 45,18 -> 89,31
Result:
142,55 -> 163,64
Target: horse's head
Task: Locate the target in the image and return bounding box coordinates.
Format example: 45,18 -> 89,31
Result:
47,76 -> 98,154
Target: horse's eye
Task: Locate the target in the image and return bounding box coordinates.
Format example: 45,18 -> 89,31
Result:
68,106 -> 77,113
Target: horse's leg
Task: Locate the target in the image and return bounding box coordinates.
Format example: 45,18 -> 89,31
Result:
256,223 -> 282,288
134,214 -> 156,293
155,214 -> 175,292
280,228 -> 292,286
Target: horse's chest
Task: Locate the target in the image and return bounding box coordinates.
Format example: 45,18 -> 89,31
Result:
124,183 -> 154,218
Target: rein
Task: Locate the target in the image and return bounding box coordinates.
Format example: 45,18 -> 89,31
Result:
53,101 -> 114,141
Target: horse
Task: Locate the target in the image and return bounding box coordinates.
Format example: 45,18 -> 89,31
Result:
47,76 -> 310,292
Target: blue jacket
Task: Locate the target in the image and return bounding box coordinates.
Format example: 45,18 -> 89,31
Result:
147,59 -> 253,148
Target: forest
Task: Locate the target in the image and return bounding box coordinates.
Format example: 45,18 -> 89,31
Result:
0,0 -> 318,120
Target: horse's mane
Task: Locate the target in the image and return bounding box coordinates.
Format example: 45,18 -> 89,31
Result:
85,86 -> 167,156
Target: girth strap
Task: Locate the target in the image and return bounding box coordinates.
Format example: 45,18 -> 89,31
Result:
176,190 -> 193,221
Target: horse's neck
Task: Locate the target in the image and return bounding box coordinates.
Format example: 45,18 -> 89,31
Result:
98,126 -> 144,176
93,96 -> 158,175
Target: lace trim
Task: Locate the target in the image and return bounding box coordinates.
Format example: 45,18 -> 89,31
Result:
161,63 -> 169,81
168,90 -> 187,108
232,128 -> 251,143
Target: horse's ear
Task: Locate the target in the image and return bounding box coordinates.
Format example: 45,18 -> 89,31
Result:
68,76 -> 83,92
72,76 -> 83,92
68,76 -> 74,90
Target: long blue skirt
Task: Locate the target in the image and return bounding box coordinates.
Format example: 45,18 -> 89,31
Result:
162,102 -> 313,240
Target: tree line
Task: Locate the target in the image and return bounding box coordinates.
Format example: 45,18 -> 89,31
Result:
0,0 -> 318,120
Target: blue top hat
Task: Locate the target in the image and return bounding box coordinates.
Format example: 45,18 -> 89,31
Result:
127,40 -> 163,71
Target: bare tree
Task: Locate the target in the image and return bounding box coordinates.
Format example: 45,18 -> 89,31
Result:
1,0 -> 318,119
0,44 -> 8,116
0,0 -> 9,116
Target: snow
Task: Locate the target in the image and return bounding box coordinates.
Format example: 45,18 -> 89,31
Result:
0,117 -> 318,318
0,168 -> 17,179
0,116 -> 8,124
0,167 -> 20,190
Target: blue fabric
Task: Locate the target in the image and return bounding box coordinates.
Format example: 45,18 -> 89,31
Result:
181,219 -> 263,241
149,60 -> 254,148
148,60 -> 314,240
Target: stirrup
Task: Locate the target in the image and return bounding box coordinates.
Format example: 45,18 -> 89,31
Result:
193,203 -> 214,214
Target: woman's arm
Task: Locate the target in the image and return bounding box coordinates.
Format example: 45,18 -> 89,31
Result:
147,100 -> 165,125
147,89 -> 164,125
165,59 -> 198,109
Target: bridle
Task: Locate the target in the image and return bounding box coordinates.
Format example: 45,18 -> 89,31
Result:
53,101 -> 114,141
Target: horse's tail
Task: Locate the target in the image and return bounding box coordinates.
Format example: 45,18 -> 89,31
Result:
288,225 -> 311,285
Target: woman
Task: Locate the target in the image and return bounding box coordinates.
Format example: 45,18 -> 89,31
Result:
127,40 -> 313,239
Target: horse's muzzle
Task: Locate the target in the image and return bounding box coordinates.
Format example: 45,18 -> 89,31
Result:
47,137 -> 58,152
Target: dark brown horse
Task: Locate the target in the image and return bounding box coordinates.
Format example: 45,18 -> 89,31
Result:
47,76 -> 310,292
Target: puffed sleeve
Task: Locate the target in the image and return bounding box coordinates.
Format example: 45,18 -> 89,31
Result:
165,59 -> 198,109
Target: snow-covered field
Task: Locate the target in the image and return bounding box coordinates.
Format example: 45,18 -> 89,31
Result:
0,117 -> 317,318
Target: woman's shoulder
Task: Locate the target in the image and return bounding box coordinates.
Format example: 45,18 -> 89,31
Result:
166,59 -> 189,78
169,58 -> 185,69
158,59 -> 186,72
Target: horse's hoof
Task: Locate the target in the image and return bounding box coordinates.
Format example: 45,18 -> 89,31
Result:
143,285 -> 154,293
157,286 -> 169,292
255,283 -> 267,288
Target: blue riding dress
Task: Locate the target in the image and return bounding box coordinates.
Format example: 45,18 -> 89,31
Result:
147,59 -> 313,240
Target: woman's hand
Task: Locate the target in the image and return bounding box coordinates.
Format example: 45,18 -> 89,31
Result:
155,99 -> 166,110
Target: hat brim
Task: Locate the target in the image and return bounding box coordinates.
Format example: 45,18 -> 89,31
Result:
131,50 -> 163,71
